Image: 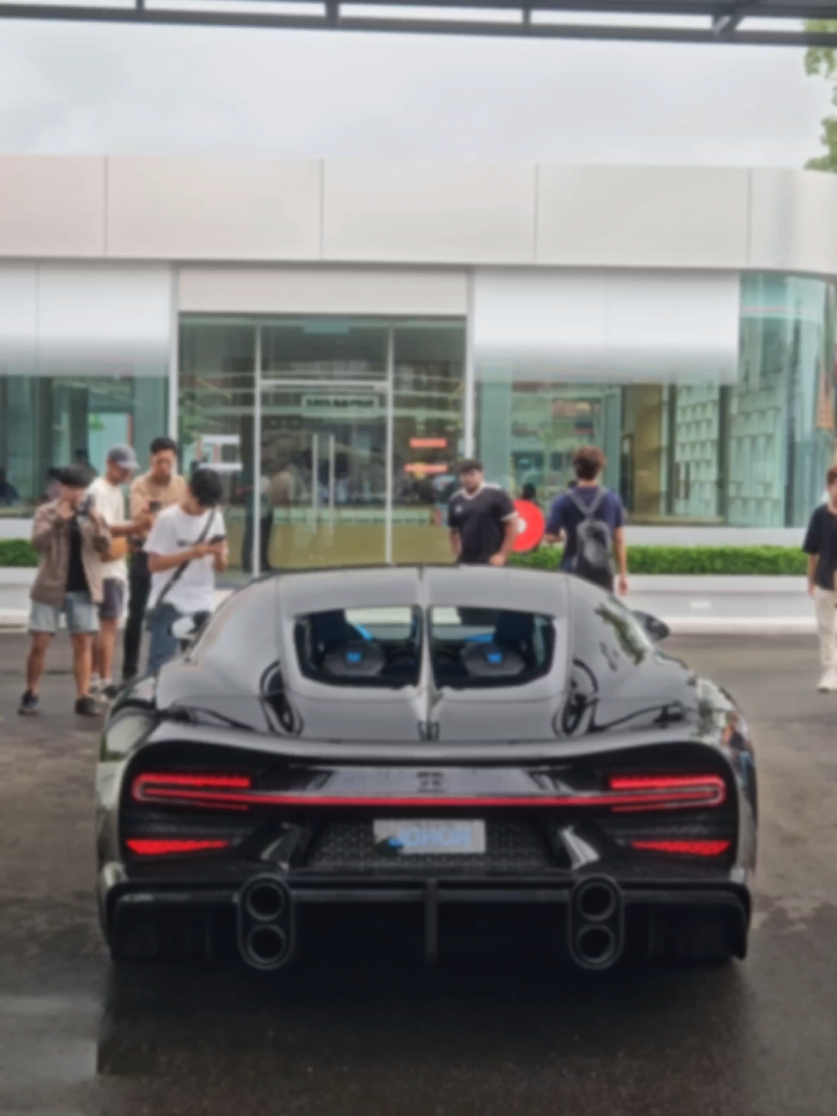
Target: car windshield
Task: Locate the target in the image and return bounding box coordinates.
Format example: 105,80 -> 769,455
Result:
429,606 -> 555,689
294,606 -> 421,687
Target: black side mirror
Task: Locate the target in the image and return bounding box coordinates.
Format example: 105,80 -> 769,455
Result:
632,610 -> 671,643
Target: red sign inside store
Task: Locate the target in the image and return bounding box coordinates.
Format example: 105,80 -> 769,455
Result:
409,437 -> 447,449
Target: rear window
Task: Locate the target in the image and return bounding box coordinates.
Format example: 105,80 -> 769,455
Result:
294,606 -> 420,688
429,606 -> 555,689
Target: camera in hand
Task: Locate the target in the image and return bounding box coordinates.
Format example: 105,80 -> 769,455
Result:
148,500 -> 162,514
76,495 -> 93,519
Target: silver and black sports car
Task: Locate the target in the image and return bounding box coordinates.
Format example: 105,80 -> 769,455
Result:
96,566 -> 757,971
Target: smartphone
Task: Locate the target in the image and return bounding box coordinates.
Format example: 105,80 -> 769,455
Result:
148,500 -> 162,514
207,534 -> 226,545
76,495 -> 93,518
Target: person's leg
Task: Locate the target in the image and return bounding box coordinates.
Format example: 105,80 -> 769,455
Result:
70,633 -> 94,700
242,513 -> 254,573
123,555 -> 150,681
66,591 -> 99,700
261,512 -> 273,571
813,587 -> 835,687
26,631 -> 53,694
97,579 -> 124,685
147,604 -> 181,674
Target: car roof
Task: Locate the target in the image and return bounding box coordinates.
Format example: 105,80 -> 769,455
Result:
272,564 -> 571,618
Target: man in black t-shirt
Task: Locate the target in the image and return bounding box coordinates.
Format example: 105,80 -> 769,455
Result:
803,465 -> 837,692
447,460 -> 517,566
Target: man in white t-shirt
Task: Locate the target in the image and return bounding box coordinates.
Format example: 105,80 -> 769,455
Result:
87,445 -> 150,699
144,467 -> 228,673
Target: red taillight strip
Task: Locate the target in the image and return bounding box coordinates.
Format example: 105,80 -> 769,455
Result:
125,838 -> 231,856
608,773 -> 725,812
629,839 -> 731,857
131,776 -> 727,812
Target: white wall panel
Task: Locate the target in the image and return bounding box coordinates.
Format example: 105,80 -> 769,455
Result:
178,266 -> 468,315
37,263 -> 172,378
0,156 -> 105,258
323,161 -> 536,264
107,157 -> 321,261
537,166 -> 750,269
749,169 -> 837,275
0,264 -> 38,375
473,268 -> 740,383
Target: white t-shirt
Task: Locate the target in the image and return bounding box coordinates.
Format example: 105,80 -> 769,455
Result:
87,476 -> 128,582
145,505 -> 226,615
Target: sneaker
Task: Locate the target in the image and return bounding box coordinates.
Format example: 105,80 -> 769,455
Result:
74,696 -> 100,717
89,674 -> 103,695
817,670 -> 836,693
101,682 -> 121,702
18,690 -> 39,716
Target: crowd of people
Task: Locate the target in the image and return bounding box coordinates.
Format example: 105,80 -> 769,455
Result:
16,431 -> 837,714
18,437 -> 228,717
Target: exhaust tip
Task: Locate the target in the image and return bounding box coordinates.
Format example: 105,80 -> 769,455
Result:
245,880 -> 287,922
245,924 -> 289,969
574,924 -> 618,969
576,880 -> 618,923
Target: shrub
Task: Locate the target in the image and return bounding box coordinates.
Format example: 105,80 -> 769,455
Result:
509,545 -> 807,577
0,539 -> 39,567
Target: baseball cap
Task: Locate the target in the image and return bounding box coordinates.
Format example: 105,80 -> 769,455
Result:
107,444 -> 139,470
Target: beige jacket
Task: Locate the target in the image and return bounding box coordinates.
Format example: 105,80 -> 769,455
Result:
30,501 -> 112,607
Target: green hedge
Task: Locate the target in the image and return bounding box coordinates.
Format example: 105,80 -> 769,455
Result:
0,538 -> 808,576
0,539 -> 38,567
510,545 -> 807,576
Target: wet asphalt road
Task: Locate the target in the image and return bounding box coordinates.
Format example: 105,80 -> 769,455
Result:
0,632 -> 835,1116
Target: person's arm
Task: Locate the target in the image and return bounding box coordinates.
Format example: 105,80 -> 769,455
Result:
210,513 -> 229,573
544,496 -> 565,545
810,554 -> 819,597
447,498 -> 461,559
147,544 -> 213,573
129,477 -> 148,521
81,507 -> 113,555
488,491 -> 518,567
31,502 -> 67,551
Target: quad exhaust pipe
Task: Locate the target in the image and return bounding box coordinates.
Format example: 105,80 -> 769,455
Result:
569,877 -> 624,971
238,876 -> 294,971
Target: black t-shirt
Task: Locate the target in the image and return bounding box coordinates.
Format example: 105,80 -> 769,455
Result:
447,484 -> 516,565
802,504 -> 837,590
65,519 -> 89,593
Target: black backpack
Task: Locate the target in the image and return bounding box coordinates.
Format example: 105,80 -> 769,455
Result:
568,488 -> 614,588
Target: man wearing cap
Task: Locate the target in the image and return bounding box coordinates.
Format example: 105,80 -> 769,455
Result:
87,445 -> 150,700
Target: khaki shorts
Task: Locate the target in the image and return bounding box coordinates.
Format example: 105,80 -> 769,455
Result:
29,591 -> 99,636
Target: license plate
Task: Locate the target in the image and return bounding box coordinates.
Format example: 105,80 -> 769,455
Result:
373,819 -> 486,856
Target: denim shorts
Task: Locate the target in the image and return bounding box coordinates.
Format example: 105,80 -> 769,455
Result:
29,591 -> 99,636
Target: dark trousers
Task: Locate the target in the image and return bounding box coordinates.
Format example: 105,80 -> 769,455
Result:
242,512 -> 273,573
123,550 -> 151,681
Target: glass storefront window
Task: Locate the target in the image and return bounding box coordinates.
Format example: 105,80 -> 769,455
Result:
0,375 -> 167,517
178,316 -> 466,571
393,322 -> 465,564
476,274 -> 837,528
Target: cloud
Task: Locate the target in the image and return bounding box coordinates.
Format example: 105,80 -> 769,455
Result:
0,18 -> 830,166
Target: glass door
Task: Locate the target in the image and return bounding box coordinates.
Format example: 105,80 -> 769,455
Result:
255,379 -> 391,571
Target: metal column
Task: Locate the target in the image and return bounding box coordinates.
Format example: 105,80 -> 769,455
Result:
385,328 -> 394,565
252,323 -> 262,579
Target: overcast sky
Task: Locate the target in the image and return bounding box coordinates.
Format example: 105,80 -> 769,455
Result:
0,18 -> 832,166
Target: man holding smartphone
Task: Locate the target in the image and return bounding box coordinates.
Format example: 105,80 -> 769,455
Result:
123,437 -> 188,681
144,467 -> 228,673
19,465 -> 112,716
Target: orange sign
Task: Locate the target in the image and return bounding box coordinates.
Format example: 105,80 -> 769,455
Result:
409,437 -> 447,449
405,463 -> 449,476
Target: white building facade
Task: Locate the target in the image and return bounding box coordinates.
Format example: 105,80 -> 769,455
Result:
1,156 -> 835,570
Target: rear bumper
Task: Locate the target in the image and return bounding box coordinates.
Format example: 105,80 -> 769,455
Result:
100,862 -> 752,964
